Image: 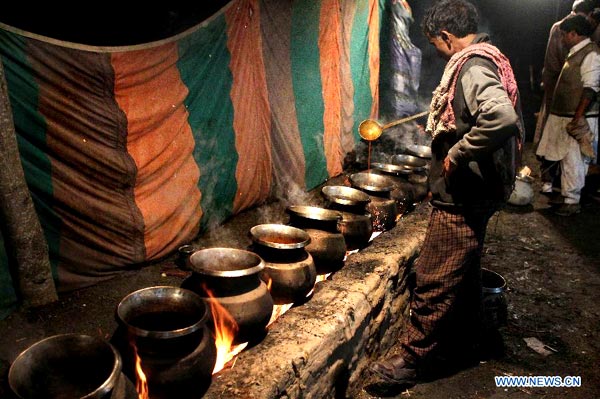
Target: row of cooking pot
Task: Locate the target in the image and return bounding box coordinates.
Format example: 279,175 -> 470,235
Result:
8,152 -> 431,399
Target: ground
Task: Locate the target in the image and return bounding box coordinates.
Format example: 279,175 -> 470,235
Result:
355,145 -> 600,399
0,145 -> 599,399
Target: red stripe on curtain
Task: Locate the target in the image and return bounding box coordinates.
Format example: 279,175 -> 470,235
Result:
226,0 -> 273,213
319,0 -> 344,177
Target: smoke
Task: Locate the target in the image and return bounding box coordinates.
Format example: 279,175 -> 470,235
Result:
276,180 -> 319,207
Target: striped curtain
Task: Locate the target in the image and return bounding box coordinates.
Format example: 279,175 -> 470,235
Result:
0,0 -> 383,294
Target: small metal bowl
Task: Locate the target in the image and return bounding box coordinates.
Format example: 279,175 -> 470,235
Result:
405,144 -> 432,159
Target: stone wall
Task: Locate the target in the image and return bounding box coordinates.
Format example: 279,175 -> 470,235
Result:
203,204 -> 429,398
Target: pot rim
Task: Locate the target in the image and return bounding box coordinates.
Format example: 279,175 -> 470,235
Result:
350,172 -> 396,193
391,154 -> 428,171
249,223 -> 311,249
371,162 -> 413,175
8,333 -> 122,399
286,205 -> 342,222
116,286 -> 209,339
405,144 -> 432,159
189,247 -> 265,277
322,185 -> 371,206
482,268 -> 507,293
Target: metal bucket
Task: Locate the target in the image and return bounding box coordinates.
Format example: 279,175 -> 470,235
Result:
481,268 -> 508,329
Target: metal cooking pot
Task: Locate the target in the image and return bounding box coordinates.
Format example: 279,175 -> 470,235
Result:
349,172 -> 396,194
115,286 -> 210,356
249,224 -> 311,250
367,197 -> 398,231
322,185 -> 371,214
338,212 -> 373,250
404,144 -> 432,159
9,334 -> 134,399
113,286 -> 216,399
370,162 -> 413,176
302,228 -> 346,274
391,154 -> 428,172
248,224 -> 317,304
183,247 -> 274,344
259,252 -> 317,305
286,205 -> 342,233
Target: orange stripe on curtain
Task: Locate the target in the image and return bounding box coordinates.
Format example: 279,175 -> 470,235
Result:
368,0 -> 380,119
112,43 -> 201,259
226,0 -> 272,213
319,0 -> 344,177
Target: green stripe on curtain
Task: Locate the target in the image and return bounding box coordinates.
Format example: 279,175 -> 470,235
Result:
0,231 -> 17,320
0,31 -> 60,278
291,0 -> 328,190
177,15 -> 238,230
350,1 -> 372,142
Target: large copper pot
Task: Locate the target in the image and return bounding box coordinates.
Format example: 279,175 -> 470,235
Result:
286,206 -> 347,274
182,247 -> 274,344
112,286 -> 216,399
9,334 -> 137,399
249,224 -> 317,305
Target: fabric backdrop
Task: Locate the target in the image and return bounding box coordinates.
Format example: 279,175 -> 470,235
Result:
0,0 -> 384,306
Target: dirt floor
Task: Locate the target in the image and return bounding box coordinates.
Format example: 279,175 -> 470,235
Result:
355,144 -> 600,399
0,144 -> 599,399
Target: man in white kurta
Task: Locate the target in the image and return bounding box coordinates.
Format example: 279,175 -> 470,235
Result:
536,15 -> 600,216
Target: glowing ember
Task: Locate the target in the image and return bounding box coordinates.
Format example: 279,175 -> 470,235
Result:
265,276 -> 272,291
203,286 -> 249,374
133,345 -> 149,399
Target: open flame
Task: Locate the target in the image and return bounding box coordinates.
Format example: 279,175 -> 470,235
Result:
203,286 -> 248,374
268,303 -> 294,326
132,345 -> 149,399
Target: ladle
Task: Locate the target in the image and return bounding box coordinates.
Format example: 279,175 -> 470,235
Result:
358,111 -> 428,141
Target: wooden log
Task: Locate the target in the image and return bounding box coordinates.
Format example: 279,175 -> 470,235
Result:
0,60 -> 58,307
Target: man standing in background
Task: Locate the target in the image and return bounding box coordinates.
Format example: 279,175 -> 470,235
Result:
536,14 -> 600,216
535,0 -> 595,195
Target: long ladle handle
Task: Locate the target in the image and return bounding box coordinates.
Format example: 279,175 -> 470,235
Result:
381,111 -> 429,130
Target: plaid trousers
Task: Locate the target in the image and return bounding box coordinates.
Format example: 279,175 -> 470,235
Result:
399,206 -> 495,365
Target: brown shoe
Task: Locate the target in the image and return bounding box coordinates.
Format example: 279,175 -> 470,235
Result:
554,203 -> 581,216
369,355 -> 417,386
